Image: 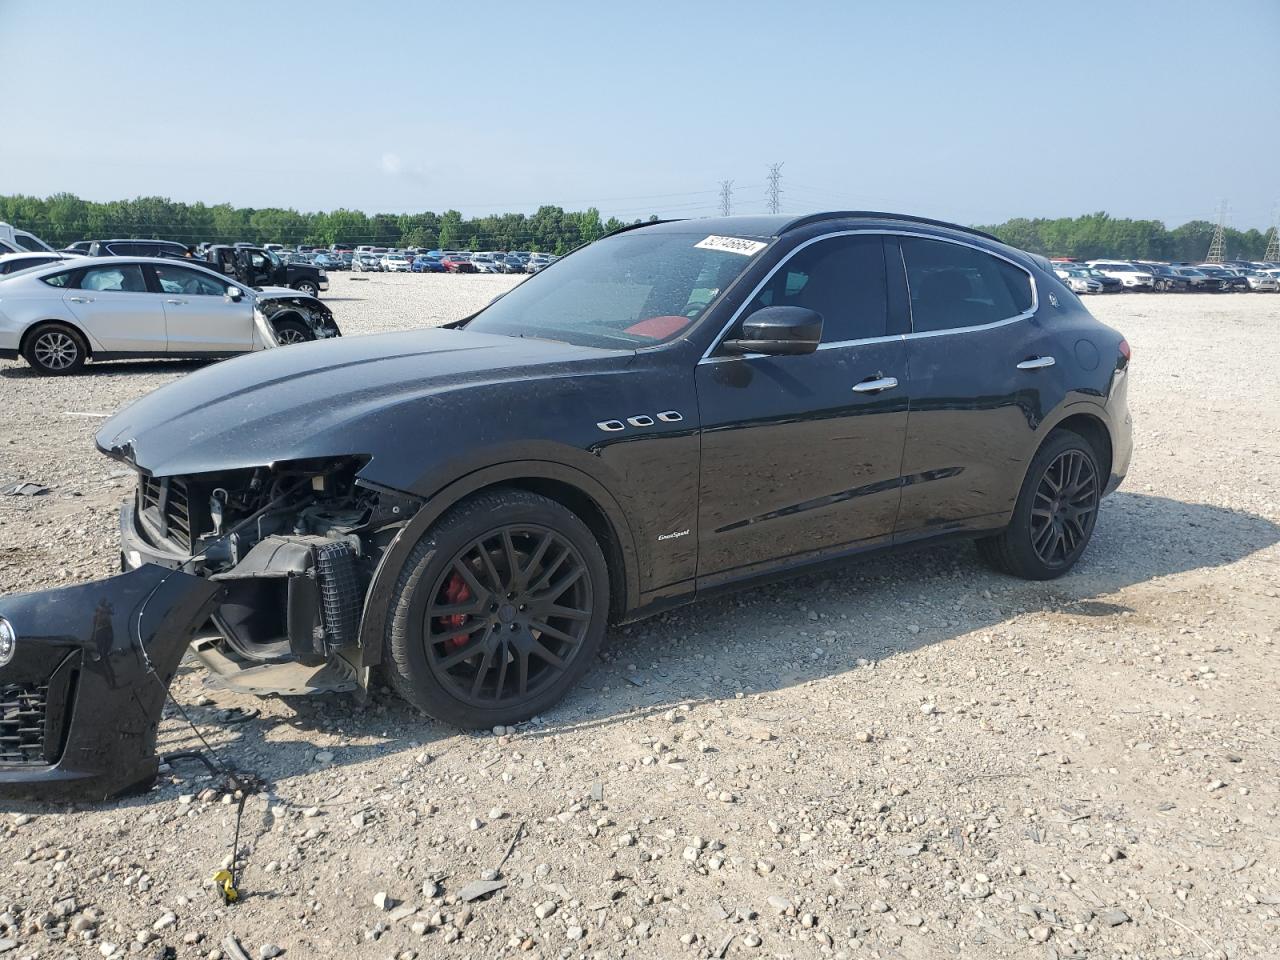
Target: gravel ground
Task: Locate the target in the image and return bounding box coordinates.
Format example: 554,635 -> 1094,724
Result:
1,277 -> 1277,960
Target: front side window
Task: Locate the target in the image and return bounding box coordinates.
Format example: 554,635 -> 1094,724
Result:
901,237 -> 1033,333
739,234 -> 887,343
78,264 -> 147,292
154,264 -> 228,296
466,231 -> 764,348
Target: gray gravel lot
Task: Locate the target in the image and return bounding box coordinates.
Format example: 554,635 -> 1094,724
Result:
1,276 -> 1277,959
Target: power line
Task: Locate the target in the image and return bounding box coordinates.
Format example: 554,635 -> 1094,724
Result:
1206,200 -> 1228,262
766,163 -> 784,215
718,180 -> 734,217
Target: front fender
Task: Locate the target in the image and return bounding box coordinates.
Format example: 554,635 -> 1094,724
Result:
354,459 -> 641,668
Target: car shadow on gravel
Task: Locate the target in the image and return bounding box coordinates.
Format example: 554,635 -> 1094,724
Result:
523,489 -> 1280,737
14,491 -> 1277,810
0,358 -> 217,379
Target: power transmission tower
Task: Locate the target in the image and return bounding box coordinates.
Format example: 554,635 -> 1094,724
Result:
1206,200 -> 1228,262
1265,203 -> 1280,261
766,162 -> 784,214
718,180 -> 734,217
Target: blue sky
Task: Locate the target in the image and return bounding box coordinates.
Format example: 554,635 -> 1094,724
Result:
2,0 -> 1277,228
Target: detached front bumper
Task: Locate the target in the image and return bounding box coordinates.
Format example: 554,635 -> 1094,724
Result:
0,565 -> 220,801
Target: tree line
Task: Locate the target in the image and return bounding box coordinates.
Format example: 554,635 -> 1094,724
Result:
1,193 -> 1274,260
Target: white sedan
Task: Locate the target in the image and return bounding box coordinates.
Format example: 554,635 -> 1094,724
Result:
380,254 -> 412,272
0,257 -> 341,375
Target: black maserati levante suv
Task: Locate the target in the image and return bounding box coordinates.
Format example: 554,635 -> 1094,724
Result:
0,212 -> 1132,798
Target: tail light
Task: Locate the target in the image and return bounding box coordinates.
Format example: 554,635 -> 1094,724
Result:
1118,338 -> 1131,367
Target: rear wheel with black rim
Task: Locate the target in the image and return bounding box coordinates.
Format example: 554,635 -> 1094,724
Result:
24,322 -> 88,375
977,430 -> 1101,580
383,489 -> 610,728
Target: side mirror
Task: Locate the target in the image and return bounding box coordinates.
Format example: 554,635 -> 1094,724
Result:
225,286 -> 243,301
721,306 -> 823,356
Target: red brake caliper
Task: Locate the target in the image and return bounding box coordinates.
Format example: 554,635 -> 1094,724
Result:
438,573 -> 472,651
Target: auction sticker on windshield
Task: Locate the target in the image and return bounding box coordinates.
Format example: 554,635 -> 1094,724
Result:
695,235 -> 768,257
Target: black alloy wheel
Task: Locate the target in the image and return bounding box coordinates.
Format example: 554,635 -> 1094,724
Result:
1028,448 -> 1098,567
383,489 -> 610,727
977,430 -> 1102,580
425,525 -> 592,708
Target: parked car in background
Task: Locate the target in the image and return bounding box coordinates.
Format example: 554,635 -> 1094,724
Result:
0,257 -> 341,374
1172,267 -> 1221,291
1244,271 -> 1279,292
0,251 -> 80,276
381,254 -> 412,273
62,241 -> 94,256
1057,267 -> 1103,294
526,254 -> 552,273
1141,263 -> 1190,292
313,253 -> 343,271
87,238 -> 191,259
202,246 -> 329,297
441,254 -> 478,273
412,255 -> 445,273
1086,260 -> 1154,290
354,253 -> 381,272
0,222 -> 56,255
503,255 -> 526,274
1195,265 -> 1249,291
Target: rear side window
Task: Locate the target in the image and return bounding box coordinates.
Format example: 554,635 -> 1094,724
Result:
78,264 -> 147,292
901,238 -> 1033,333
743,234 -> 888,342
42,271 -> 74,287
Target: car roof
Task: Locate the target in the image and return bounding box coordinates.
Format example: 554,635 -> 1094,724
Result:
614,211 -> 1003,243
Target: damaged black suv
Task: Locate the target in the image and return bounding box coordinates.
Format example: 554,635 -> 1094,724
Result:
0,212 -> 1132,799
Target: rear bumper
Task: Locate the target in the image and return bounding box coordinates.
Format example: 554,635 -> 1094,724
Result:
0,565 -> 219,801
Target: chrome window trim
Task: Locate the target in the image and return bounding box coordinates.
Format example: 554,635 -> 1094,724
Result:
698,228 -> 1039,363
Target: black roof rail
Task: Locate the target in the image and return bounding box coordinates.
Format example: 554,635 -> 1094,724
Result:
780,211 -> 1003,244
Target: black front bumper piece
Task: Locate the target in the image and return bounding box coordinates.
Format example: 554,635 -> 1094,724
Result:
0,565 -> 219,801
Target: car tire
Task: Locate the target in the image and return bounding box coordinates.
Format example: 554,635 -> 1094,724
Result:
23,322 -> 88,376
976,430 -> 1102,581
272,318 -> 314,345
383,488 -> 610,728
293,281 -> 319,297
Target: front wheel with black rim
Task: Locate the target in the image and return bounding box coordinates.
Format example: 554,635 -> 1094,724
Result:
24,322 -> 88,375
272,318 -> 313,345
383,489 -> 610,728
977,430 -> 1102,580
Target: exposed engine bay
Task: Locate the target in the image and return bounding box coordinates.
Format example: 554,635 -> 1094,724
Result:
124,458 -> 416,691
255,294 -> 341,347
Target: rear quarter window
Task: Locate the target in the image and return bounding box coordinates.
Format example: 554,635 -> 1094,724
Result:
901,237 -> 1033,333
42,270 -> 74,287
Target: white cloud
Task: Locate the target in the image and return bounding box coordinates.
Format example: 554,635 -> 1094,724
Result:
380,152 -> 403,175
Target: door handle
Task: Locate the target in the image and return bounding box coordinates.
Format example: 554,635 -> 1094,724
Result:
67,296 -> 95,303
852,376 -> 899,394
165,299 -> 186,305
1016,356 -> 1055,370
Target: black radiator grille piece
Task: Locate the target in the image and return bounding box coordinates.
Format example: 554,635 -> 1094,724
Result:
315,541 -> 360,652
138,475 -> 193,551
0,683 -> 48,765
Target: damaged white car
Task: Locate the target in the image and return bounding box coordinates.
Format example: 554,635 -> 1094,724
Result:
0,256 -> 341,375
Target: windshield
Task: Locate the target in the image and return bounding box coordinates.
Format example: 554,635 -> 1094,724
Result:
466,231 -> 765,349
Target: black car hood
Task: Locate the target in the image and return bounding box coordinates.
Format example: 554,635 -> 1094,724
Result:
96,328 -> 629,477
